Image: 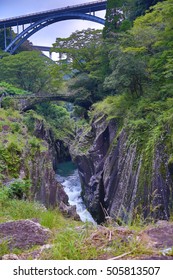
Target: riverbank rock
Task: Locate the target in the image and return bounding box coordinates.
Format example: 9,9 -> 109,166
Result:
140,220 -> 173,249
0,219 -> 51,251
59,201 -> 81,221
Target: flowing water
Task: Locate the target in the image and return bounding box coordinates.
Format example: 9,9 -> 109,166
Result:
56,161 -> 96,224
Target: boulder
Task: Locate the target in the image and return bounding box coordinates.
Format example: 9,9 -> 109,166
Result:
59,201 -> 80,221
0,219 -> 51,251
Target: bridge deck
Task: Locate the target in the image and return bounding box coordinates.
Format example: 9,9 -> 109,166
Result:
0,1 -> 106,28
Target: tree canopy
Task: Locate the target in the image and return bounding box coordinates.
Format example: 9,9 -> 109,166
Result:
51,28 -> 110,106
103,0 -> 173,98
0,51 -> 51,92
52,28 -> 103,73
103,0 -> 163,37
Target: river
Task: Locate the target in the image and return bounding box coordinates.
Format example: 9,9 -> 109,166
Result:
56,161 -> 96,224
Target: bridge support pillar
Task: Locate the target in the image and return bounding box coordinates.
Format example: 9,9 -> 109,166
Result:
17,23 -> 19,34
10,27 -> 13,43
4,25 -> 7,49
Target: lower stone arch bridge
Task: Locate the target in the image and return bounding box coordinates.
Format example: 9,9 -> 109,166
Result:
4,92 -> 80,112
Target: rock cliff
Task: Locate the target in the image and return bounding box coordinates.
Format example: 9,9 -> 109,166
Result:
70,114 -> 173,224
0,109 -> 68,209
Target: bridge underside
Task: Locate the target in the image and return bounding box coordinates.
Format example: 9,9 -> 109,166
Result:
4,13 -> 105,54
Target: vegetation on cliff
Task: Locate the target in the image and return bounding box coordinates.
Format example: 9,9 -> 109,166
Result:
0,108 -> 45,182
69,0 -> 173,223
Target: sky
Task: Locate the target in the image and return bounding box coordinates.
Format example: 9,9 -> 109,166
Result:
0,0 -> 106,50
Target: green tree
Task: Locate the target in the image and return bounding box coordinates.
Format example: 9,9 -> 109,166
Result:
0,51 -> 51,92
131,0 -> 163,20
52,29 -> 103,73
52,29 -> 110,105
104,50 -> 148,96
35,103 -> 74,138
103,0 -> 135,37
129,0 -> 173,95
103,0 -> 173,98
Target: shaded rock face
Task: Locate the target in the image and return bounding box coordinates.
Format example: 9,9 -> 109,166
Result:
71,115 -> 173,224
149,145 -> 172,221
70,115 -> 118,223
11,118 -> 70,209
24,148 -> 68,208
28,119 -> 79,220
34,119 -> 71,169
27,118 -> 71,208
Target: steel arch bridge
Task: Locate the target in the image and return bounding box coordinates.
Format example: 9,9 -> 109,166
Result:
0,1 -> 106,54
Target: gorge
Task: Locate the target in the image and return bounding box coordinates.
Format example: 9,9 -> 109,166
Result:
0,0 -> 173,260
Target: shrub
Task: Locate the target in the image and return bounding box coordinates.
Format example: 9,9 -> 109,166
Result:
6,179 -> 31,199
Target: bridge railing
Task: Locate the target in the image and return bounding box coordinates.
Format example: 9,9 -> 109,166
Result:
12,92 -> 74,99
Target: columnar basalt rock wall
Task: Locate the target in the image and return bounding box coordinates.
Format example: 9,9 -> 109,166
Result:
70,115 -> 173,224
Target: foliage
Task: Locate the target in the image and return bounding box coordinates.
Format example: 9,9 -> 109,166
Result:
0,187 -> 9,209
35,102 -> 75,139
103,0 -> 163,38
52,29 -> 103,72
0,240 -> 9,257
6,179 -> 31,199
0,108 -> 48,186
0,51 -> 51,92
103,0 -> 173,99
46,63 -> 67,92
0,109 -> 25,178
0,28 -> 33,53
131,0 -> 164,20
104,50 -> 148,96
0,81 -> 29,95
51,29 -> 110,104
103,0 -> 133,37
50,1 -> 172,105
0,49 -> 10,59
23,110 -> 43,133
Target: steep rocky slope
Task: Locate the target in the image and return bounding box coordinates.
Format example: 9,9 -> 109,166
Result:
0,108 -> 68,208
70,109 -> 173,224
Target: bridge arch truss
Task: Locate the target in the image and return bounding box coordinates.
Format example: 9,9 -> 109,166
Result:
0,1 -> 107,55
5,13 -> 105,54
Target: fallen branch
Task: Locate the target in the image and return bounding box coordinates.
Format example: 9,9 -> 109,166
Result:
108,250 -> 133,260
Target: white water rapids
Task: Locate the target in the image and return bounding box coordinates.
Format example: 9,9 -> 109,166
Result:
56,161 -> 96,224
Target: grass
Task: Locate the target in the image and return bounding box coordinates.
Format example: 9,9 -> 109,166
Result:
0,197 -> 157,260
42,227 -> 100,260
0,240 -> 9,257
